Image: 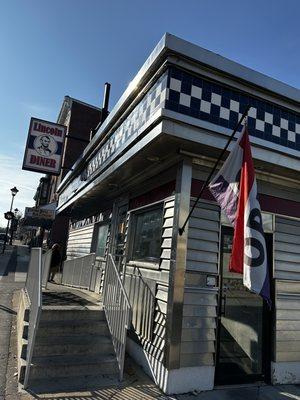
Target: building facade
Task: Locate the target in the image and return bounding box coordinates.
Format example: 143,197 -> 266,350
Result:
46,96 -> 102,245
55,34 -> 300,394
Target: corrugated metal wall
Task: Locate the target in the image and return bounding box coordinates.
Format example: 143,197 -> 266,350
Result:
274,216 -> 300,363
124,197 -> 175,364
66,224 -> 94,259
180,199 -> 220,368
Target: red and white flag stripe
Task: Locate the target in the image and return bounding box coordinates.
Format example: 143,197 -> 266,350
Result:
209,125 -> 271,306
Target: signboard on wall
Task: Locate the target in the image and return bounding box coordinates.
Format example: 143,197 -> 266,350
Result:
22,117 -> 67,175
23,206 -> 55,228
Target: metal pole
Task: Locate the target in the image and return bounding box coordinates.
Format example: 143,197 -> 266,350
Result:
179,105 -> 251,236
2,194 -> 15,253
9,220 -> 14,245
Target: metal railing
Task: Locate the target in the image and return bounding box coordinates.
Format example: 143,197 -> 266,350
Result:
24,247 -> 42,389
124,267 -> 158,343
61,253 -> 96,290
41,248 -> 52,289
103,254 -> 131,380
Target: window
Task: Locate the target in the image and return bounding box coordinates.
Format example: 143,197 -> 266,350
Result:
131,206 -> 163,263
95,224 -> 109,257
115,205 -> 128,257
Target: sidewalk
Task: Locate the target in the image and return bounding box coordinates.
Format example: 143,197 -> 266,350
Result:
2,247 -> 300,399
0,245 -> 18,399
6,286 -> 300,400
0,245 -> 14,276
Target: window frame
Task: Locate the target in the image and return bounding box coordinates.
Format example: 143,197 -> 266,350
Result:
92,221 -> 110,260
128,203 -> 164,268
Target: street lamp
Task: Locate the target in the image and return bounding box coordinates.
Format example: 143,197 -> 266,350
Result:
2,187 -> 19,253
9,208 -> 20,245
11,186 -> 19,198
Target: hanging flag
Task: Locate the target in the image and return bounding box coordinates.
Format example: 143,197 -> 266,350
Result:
209,125 -> 271,307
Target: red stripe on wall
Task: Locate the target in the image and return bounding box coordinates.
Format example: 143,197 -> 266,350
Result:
129,181 -> 176,210
192,179 -> 300,219
128,177 -> 300,219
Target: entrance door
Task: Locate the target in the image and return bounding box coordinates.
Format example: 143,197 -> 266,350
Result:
215,226 -> 272,385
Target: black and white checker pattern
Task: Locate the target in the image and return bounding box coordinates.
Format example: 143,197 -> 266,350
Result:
85,72 -> 169,179
166,67 -> 300,151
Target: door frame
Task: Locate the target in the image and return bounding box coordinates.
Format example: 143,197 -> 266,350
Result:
215,225 -> 274,385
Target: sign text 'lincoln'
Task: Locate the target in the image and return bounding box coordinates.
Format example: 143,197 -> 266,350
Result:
22,117 -> 67,175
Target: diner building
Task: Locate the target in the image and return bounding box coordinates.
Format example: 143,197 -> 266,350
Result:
55,34 -> 300,394
46,96 -> 102,245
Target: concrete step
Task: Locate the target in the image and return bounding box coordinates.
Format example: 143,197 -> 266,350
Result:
36,319 -> 110,337
27,354 -> 119,380
27,373 -> 119,393
22,321 -> 29,340
32,334 -> 114,356
20,338 -> 28,359
40,308 -> 105,322
24,308 -> 30,322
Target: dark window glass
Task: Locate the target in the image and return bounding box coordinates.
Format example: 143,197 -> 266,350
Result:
132,207 -> 163,262
115,205 -> 127,258
216,227 -> 265,385
95,224 -> 109,257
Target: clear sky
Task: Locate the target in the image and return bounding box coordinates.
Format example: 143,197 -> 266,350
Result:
0,0 -> 299,227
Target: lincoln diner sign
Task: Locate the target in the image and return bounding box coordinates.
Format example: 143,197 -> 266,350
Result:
22,117 -> 67,175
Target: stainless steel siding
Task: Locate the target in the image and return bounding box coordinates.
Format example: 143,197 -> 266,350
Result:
275,216 -> 300,362
124,197 -> 174,363
66,224 -> 94,259
275,217 -> 300,281
186,201 -> 220,274
180,199 -> 220,368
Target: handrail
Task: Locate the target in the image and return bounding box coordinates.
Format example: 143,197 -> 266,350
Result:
103,254 -> 131,380
61,253 -> 96,290
124,265 -> 166,343
41,248 -> 52,289
23,247 -> 42,389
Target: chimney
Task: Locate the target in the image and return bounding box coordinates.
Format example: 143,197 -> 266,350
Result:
90,82 -> 111,140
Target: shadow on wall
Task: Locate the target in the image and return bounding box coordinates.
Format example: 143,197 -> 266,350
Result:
124,265 -> 170,391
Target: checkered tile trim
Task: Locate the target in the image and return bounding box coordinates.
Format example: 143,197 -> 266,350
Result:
85,72 -> 168,179
166,67 -> 300,151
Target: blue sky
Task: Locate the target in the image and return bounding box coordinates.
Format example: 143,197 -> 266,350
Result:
0,0 -> 299,226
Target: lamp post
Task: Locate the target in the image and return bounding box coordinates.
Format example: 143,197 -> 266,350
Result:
2,187 -> 19,253
9,208 -> 19,245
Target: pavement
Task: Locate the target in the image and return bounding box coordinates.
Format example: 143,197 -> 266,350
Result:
0,244 -> 30,399
1,245 -> 300,399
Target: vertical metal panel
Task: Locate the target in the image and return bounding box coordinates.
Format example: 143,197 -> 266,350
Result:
166,159 -> 192,369
24,248 -> 42,389
274,215 -> 300,363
